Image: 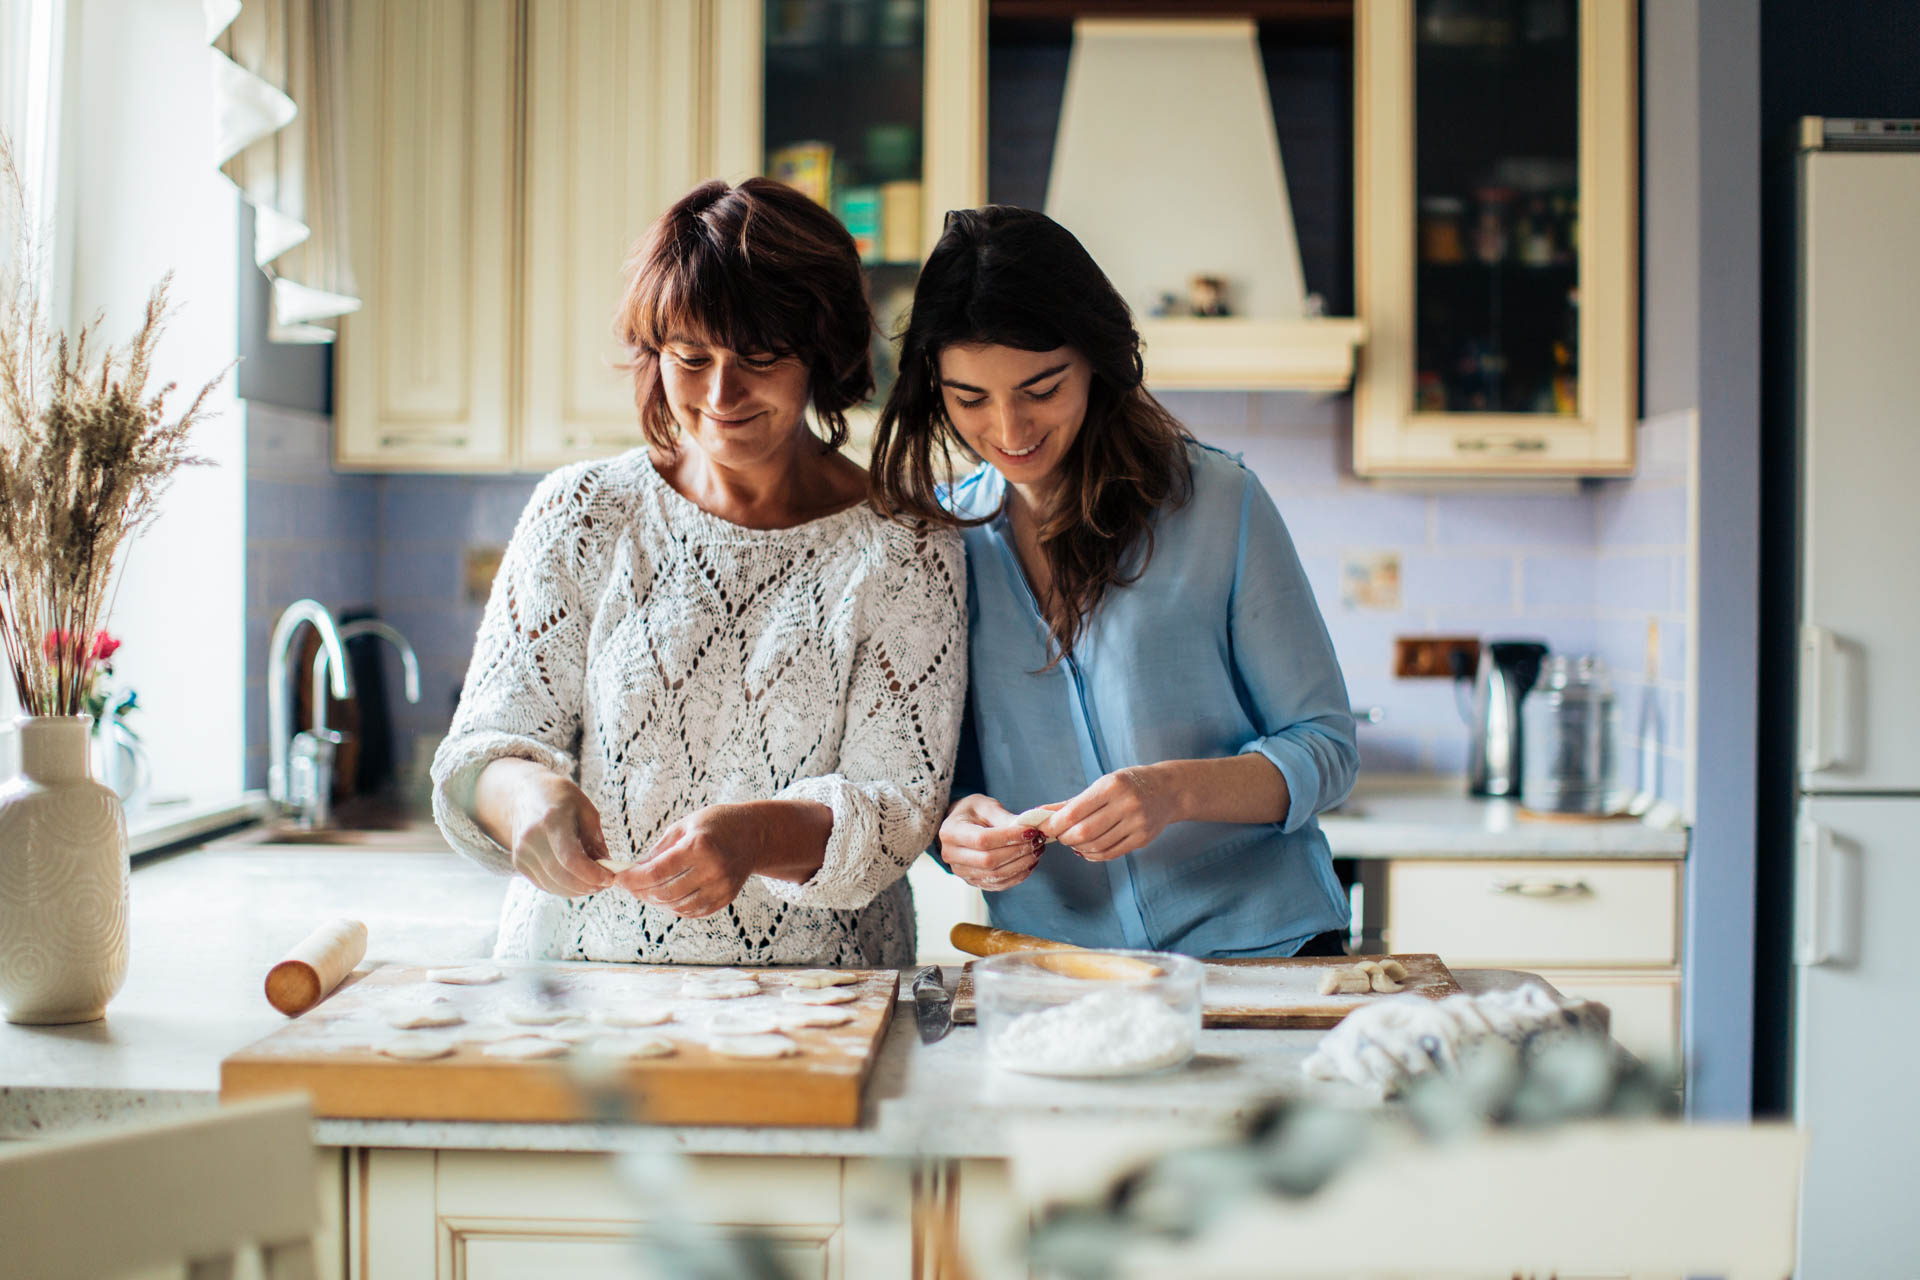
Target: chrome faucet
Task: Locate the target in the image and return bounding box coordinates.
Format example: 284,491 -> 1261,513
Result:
267,599 -> 353,816
296,620 -> 423,826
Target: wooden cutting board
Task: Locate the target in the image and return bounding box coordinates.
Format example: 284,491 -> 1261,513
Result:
221,963 -> 896,1127
950,953 -> 1462,1030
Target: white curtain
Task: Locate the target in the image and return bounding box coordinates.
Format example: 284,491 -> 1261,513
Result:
206,0 -> 358,343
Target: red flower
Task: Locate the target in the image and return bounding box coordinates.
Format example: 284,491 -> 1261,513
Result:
90,631 -> 120,662
41,629 -> 72,661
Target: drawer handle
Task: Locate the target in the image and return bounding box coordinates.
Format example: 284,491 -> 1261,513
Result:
380,431 -> 469,449
1454,436 -> 1549,453
1491,878 -> 1593,898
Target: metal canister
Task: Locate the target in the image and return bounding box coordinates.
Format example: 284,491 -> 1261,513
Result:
1521,655 -> 1629,814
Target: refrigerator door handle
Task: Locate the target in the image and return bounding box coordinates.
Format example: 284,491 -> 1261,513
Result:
1797,817 -> 1860,968
1798,623 -> 1841,774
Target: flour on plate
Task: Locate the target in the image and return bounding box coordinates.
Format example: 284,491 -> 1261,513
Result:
991,990 -> 1193,1076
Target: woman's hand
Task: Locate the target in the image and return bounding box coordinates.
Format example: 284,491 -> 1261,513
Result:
939,793 -> 1048,891
614,803 -> 765,919
475,757 -> 615,898
1050,765 -> 1182,862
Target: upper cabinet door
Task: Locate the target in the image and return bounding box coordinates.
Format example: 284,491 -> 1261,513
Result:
336,0 -> 518,472
517,1 -> 709,471
1354,0 -> 1636,477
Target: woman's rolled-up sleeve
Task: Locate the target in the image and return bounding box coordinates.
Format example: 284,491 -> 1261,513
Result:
430,466 -> 599,875
765,523 -> 968,910
1226,469 -> 1359,832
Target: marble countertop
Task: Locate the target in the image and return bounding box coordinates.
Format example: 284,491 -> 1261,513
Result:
1319,781 -> 1688,859
0,831 -> 1548,1158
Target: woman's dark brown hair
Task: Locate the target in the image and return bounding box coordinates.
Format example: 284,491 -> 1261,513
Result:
869,205 -> 1191,663
616,177 -> 874,451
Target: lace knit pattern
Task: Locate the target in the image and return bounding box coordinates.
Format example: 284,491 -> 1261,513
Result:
430,451 -> 967,967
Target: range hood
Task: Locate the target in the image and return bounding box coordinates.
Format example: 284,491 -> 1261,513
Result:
1045,19 -> 1364,392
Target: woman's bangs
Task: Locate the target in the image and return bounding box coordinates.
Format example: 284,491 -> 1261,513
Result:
639,242 -> 797,357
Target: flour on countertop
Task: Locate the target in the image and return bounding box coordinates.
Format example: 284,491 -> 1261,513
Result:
991,990 -> 1194,1075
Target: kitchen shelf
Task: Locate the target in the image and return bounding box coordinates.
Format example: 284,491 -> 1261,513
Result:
1138,316 -> 1366,393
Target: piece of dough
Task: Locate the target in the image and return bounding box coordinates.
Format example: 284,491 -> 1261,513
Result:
386,999 -> 464,1029
588,1034 -> 676,1059
1357,960 -> 1404,994
427,964 -> 504,985
1013,806 -> 1057,831
681,978 -> 761,1000
483,1036 -> 570,1060
1379,959 -> 1409,981
783,969 -> 861,988
377,1034 -> 456,1060
1317,965 -> 1373,996
504,1004 -> 571,1026
545,1021 -> 602,1042
697,968 -> 750,981
594,1005 -> 674,1028
460,1024 -> 532,1044
707,1033 -> 798,1059
782,986 -> 857,1005
779,1007 -> 854,1029
707,1009 -> 785,1036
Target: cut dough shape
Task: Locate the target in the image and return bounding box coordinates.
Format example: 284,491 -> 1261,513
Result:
707,1009 -> 785,1036
386,999 -> 464,1029
460,1024 -> 531,1044
1316,965 -> 1373,996
783,969 -> 861,988
504,1004 -> 571,1026
782,986 -> 857,1006
377,1034 -> 456,1060
427,964 -> 504,985
1379,959 -> 1409,981
483,1036 -> 570,1060
1357,960 -> 1404,993
681,978 -> 761,1000
707,1033 -> 798,1059
588,1034 -> 676,1059
778,1007 -> 854,1029
1013,806 -> 1057,831
545,1022 -> 601,1043
594,1005 -> 674,1028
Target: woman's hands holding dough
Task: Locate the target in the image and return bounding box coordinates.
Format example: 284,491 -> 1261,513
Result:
474,757 -> 615,898
939,793 -> 1049,891
1047,765 -> 1180,862
615,803 -> 764,919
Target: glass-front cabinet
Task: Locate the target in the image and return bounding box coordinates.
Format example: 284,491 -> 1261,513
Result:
1353,0 -> 1635,476
710,0 -> 985,452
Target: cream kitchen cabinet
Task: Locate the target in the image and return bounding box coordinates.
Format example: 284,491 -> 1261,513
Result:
1353,0 -> 1637,477
350,1148 -> 912,1278
1385,858 -> 1683,1062
337,0 -> 709,472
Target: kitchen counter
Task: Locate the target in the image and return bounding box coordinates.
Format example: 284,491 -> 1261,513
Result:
1320,781 -> 1688,859
0,831 -> 1545,1158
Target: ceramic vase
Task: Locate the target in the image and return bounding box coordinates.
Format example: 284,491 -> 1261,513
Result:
0,716 -> 130,1023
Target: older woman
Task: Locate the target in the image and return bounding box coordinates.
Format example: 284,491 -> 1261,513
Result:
431,179 -> 966,966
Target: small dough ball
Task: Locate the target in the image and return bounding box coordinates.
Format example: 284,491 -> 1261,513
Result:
595,1005 -> 673,1028
427,964 -> 504,985
483,1036 -> 570,1060
377,1034 -> 456,1060
588,1034 -> 676,1059
707,1009 -> 784,1036
782,986 -> 857,1006
504,1004 -> 571,1026
707,1033 -> 799,1059
681,978 -> 761,1000
779,1007 -> 854,1030
1013,806 -> 1057,832
387,998 -> 464,1030
784,969 -> 860,989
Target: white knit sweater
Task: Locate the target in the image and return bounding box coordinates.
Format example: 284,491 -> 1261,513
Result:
430,451 -> 967,967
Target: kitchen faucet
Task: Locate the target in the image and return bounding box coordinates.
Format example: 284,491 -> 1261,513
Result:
267,599 -> 353,819
295,620 -> 423,827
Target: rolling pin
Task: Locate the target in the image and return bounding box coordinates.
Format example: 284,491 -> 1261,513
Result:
950,923 -> 1165,980
264,919 -> 368,1016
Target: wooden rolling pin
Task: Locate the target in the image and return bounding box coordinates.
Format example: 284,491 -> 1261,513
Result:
264,919 -> 368,1016
950,923 -> 1165,980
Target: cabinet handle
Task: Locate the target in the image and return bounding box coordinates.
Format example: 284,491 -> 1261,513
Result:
380,431 -> 469,449
1454,436 -> 1549,453
1490,878 -> 1592,898
1798,623 -> 1840,773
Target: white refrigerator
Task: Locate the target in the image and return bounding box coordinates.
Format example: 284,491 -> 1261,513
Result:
1792,118 -> 1920,1277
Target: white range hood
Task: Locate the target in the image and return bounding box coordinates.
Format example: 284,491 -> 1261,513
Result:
1045,18 -> 1364,392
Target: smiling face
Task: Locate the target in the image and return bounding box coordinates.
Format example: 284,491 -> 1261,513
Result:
657,333 -> 814,468
936,343 -> 1092,491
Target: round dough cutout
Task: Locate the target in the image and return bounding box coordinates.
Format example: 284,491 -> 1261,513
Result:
595,1005 -> 674,1028
707,1009 -> 784,1036
681,978 -> 761,1000
483,1036 -> 571,1060
782,986 -> 857,1006
427,964 -> 504,985
779,1007 -> 854,1029
377,1034 -> 456,1061
386,999 -> 464,1029
783,969 -> 861,989
504,1004 -> 572,1026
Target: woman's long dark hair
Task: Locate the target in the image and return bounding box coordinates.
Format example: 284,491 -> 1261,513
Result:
869,206 -> 1191,663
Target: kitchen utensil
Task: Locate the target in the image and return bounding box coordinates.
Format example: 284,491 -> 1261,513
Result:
223,963 -> 897,1126
948,923 -> 1167,980
1455,638 -> 1550,797
1627,618 -> 1664,817
264,919 -> 368,1016
1521,655 -> 1630,815
951,953 -> 1465,1029
974,950 -> 1203,1078
911,965 -> 952,1044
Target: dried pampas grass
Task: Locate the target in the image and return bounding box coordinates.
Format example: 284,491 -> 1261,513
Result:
0,135 -> 230,716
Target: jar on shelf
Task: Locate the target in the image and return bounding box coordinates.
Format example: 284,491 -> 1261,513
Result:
1419,196 -> 1467,264
1472,186 -> 1514,265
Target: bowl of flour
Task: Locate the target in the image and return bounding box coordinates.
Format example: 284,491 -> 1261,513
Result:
976,950 -> 1202,1078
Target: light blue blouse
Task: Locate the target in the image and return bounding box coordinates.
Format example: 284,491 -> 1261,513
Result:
944,441 -> 1357,957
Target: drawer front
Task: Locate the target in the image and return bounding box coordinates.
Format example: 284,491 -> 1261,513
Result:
1387,860 -> 1680,967
1547,971 -> 1682,1064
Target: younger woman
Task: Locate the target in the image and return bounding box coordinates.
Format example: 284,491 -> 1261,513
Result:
870,206 -> 1356,957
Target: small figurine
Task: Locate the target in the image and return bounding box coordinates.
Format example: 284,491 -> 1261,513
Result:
1189,275 -> 1230,317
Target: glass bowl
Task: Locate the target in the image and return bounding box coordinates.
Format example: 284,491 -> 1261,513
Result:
974,949 -> 1203,1078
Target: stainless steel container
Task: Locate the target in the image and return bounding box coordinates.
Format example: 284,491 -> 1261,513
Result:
1521,655 -> 1630,814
